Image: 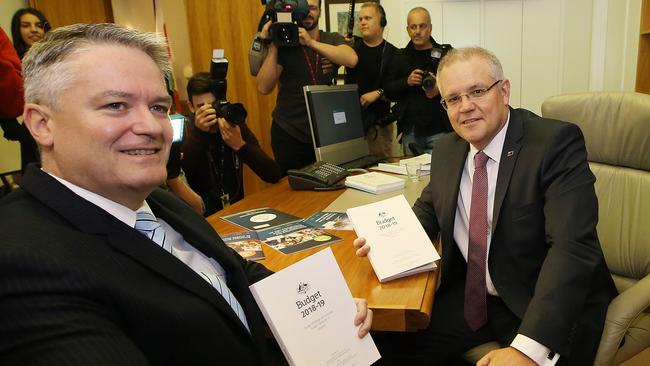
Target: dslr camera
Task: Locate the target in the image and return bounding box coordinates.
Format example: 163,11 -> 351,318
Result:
421,44 -> 453,91
210,49 -> 247,125
260,0 -> 310,47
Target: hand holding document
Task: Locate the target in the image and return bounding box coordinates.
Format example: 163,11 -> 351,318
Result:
347,195 -> 440,282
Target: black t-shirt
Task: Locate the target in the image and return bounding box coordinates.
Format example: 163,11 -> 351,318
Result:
345,38 -> 396,131
273,31 -> 345,143
345,39 -> 385,94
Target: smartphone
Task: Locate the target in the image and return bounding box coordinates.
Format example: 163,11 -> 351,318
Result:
169,114 -> 185,143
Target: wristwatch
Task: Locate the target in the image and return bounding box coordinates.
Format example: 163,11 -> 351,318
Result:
376,88 -> 384,97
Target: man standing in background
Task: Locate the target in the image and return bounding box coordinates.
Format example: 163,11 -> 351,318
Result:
383,7 -> 451,155
344,2 -> 398,159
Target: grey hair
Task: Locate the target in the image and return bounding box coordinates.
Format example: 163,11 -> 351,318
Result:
407,7 -> 431,24
22,23 -> 172,109
436,46 -> 505,93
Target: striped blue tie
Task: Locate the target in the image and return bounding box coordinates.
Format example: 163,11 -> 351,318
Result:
134,210 -> 250,332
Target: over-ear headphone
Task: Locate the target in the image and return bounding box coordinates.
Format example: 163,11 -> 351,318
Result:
377,4 -> 387,27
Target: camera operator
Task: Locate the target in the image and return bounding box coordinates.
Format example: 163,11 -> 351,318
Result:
344,2 -> 397,159
182,72 -> 282,216
383,7 -> 451,155
256,0 -> 358,173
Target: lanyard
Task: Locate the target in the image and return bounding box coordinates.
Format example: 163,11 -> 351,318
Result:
301,46 -> 320,85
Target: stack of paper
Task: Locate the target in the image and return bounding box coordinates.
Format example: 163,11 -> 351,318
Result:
399,153 -> 431,171
346,195 -> 440,282
373,163 -> 429,176
344,172 -> 405,194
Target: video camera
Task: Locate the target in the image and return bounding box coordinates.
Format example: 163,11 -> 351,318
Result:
421,44 -> 453,91
260,0 -> 310,47
210,49 -> 247,125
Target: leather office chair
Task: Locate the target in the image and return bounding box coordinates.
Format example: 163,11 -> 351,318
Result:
542,91 -> 650,365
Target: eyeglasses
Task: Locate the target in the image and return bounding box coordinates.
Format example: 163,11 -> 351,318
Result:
440,80 -> 502,110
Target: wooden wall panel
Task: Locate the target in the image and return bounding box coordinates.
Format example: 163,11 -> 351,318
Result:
185,0 -> 278,196
29,0 -> 114,27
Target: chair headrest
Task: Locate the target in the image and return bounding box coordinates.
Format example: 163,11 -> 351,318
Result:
541,92 -> 650,171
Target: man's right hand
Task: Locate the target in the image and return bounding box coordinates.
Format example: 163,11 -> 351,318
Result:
194,103 -> 218,133
353,237 -> 371,257
407,69 -> 425,86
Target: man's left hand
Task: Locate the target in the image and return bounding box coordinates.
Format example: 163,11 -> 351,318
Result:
353,298 -> 373,338
477,347 -> 537,366
217,118 -> 245,151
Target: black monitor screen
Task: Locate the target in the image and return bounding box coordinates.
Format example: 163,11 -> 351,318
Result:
306,86 -> 364,147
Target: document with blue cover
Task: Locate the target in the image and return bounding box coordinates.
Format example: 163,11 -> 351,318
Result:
249,247 -> 380,366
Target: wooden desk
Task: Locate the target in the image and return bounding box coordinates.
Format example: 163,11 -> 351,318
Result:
207,178 -> 437,332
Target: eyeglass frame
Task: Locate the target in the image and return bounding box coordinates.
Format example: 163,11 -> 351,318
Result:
440,79 -> 503,110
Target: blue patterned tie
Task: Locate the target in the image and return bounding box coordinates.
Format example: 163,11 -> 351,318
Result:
134,210 -> 250,332
134,210 -> 171,252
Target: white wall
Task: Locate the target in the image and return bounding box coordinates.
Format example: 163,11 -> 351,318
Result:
365,0 -> 641,114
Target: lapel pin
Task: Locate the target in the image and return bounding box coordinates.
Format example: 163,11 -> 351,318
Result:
507,150 -> 514,157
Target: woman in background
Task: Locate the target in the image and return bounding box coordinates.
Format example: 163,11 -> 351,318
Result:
10,7 -> 51,60
2,8 -> 51,172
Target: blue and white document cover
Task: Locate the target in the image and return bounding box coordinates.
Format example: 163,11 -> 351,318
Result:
249,248 -> 380,366
303,211 -> 353,231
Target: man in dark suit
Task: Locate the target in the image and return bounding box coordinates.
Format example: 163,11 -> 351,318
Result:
0,23 -> 372,365
354,47 -> 616,365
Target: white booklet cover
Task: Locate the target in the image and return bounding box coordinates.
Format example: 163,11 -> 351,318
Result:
344,172 -> 405,194
249,247 -> 380,366
346,195 -> 440,282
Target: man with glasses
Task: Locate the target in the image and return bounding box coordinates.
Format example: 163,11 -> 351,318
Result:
383,7 -> 451,155
354,47 -> 616,365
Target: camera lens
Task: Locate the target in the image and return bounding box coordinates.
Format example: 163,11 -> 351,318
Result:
422,74 -> 436,90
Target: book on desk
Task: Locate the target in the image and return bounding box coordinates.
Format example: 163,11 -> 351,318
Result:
344,172 -> 405,195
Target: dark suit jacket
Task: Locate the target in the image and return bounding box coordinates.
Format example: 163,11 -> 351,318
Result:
413,107 -> 617,364
0,166 -> 276,365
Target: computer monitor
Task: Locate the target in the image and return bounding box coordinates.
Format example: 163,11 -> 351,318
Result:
303,84 -> 370,165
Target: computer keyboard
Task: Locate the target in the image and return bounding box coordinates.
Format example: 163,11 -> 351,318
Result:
339,155 -> 384,170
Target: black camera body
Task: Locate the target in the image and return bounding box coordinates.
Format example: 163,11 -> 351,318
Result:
210,51 -> 247,125
422,44 -> 453,91
261,0 -> 309,47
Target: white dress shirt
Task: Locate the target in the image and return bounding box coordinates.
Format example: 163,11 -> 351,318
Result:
450,114 -> 559,365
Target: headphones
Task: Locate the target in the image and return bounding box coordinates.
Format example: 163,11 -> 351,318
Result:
377,4 -> 387,27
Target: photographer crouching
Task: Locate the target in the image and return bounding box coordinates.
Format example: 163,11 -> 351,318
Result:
182,69 -> 282,216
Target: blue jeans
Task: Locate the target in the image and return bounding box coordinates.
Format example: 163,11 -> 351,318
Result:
401,131 -> 444,155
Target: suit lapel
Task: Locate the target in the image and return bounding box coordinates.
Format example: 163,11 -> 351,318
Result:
21,167 -> 252,336
146,193 -> 259,337
441,137 -> 470,237
493,108 -> 524,230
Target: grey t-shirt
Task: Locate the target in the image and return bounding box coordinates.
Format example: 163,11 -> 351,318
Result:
273,31 -> 345,143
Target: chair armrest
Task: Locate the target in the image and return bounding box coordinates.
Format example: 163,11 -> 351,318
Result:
595,275 -> 650,365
